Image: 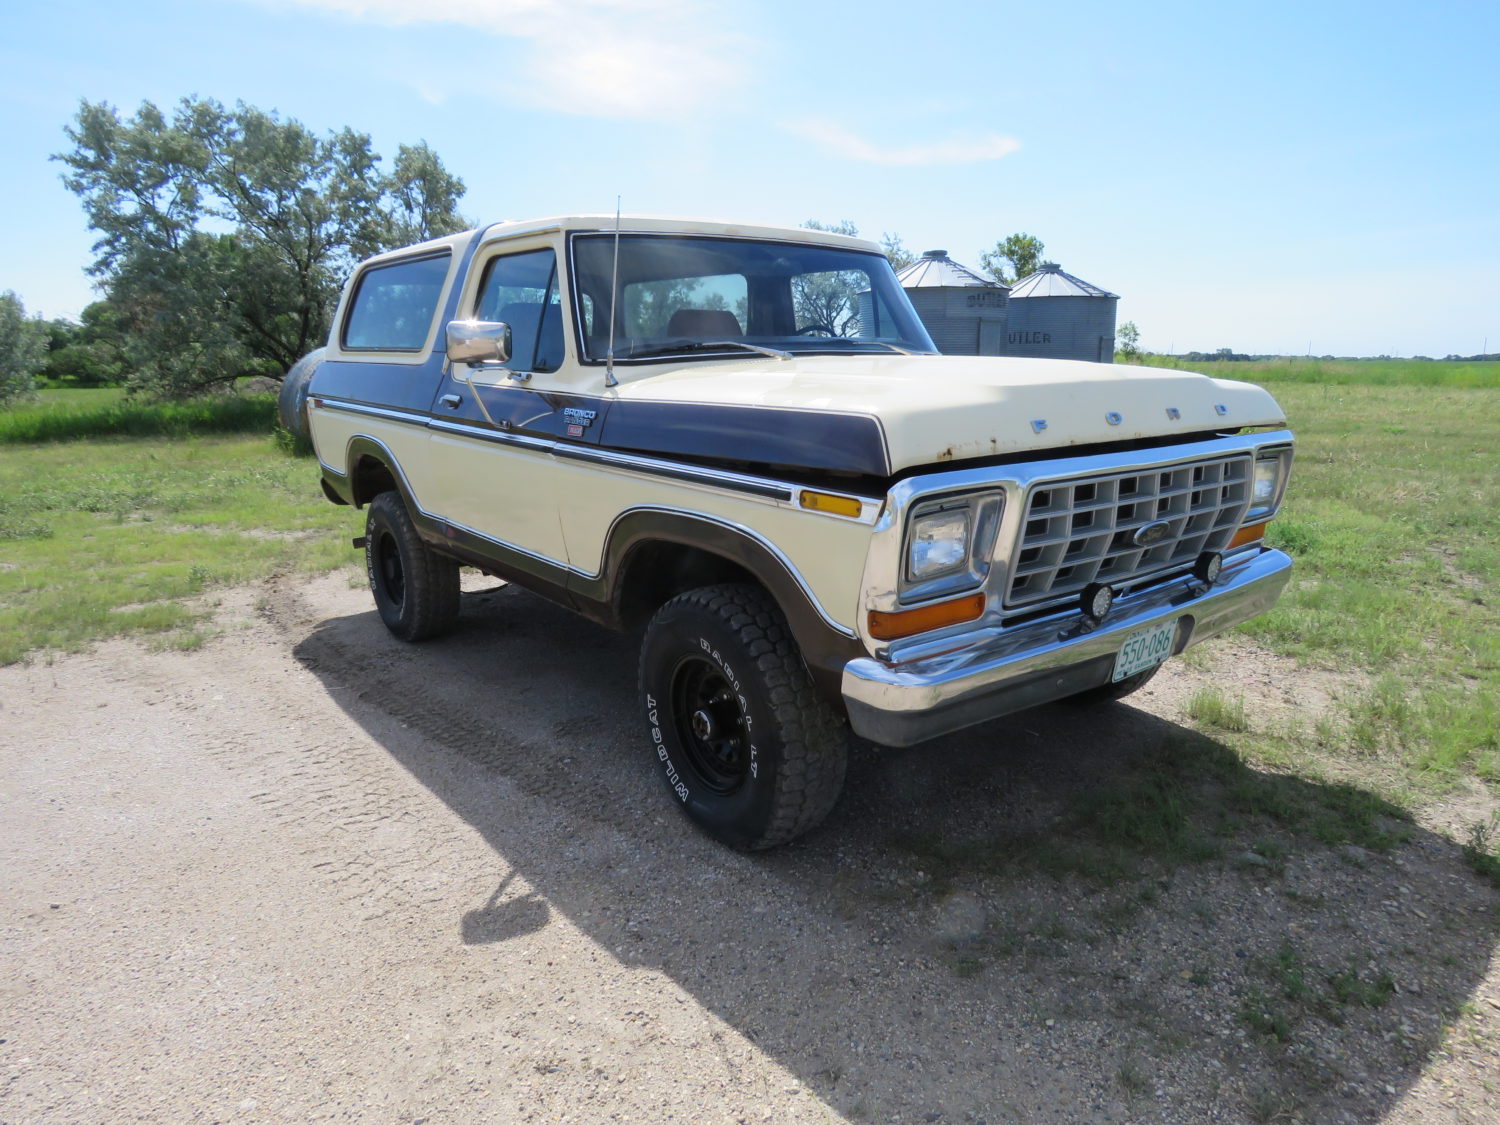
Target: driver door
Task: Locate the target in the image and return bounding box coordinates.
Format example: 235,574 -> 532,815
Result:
427,244 -> 572,568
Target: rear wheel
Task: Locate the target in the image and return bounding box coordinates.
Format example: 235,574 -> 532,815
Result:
639,584 -> 846,850
365,491 -> 460,641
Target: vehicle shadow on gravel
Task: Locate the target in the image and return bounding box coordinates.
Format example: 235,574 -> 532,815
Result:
294,583 -> 1500,1125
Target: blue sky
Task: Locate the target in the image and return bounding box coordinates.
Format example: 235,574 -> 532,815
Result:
3,0 -> 1496,357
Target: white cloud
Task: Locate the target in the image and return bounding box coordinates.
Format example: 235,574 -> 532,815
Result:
784,118 -> 1021,166
277,0 -> 749,119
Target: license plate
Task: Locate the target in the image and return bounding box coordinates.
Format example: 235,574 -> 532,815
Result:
1112,618 -> 1179,682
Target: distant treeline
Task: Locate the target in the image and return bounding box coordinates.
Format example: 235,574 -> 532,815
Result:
1130,355 -> 1500,389
1172,349 -> 1499,364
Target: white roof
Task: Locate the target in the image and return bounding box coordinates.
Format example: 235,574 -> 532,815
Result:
896,250 -> 1002,289
356,215 -> 883,266
1009,263 -> 1118,299
477,214 -> 880,253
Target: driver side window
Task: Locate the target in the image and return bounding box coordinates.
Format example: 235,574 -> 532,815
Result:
474,249 -> 565,372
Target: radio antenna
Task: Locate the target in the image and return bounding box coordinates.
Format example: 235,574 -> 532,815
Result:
605,196 -> 621,388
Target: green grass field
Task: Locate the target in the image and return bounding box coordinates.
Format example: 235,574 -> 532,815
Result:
1,387 -> 281,444
1247,381 -> 1499,782
0,418 -> 361,663
1133,355 -> 1500,389
1113,357 -> 1500,784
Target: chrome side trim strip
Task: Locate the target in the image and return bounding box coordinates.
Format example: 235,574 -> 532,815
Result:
426,417 -> 555,455
322,395 -> 802,502
317,398 -> 431,427
554,444 -> 794,502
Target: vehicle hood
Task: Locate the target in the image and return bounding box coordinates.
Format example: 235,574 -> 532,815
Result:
614,354 -> 1287,475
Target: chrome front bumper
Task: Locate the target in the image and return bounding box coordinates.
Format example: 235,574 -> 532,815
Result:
840,547 -> 1293,747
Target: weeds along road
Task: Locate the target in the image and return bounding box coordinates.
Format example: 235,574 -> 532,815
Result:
3,571 -> 1498,1124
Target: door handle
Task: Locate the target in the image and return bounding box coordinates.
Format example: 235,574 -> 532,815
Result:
440,394 -> 462,409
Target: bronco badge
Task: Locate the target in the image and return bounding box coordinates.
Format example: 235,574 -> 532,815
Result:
563,407 -> 597,437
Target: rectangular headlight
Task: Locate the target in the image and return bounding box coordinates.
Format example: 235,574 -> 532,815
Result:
909,508 -> 972,580
1247,448 -> 1293,521
900,491 -> 1003,603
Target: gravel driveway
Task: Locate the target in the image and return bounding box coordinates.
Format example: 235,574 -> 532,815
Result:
3,572 -> 1497,1124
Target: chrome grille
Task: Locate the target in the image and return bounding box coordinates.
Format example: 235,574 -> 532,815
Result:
1005,455 -> 1252,609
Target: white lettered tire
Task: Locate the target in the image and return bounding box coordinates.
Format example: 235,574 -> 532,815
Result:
638,584 -> 847,850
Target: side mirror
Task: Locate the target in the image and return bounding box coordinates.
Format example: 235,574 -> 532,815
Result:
446,320 -> 512,366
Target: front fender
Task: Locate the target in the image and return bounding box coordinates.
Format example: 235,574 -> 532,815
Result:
587,509 -> 865,701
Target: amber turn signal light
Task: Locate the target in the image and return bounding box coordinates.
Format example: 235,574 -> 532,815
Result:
1229,521 -> 1269,551
799,490 -> 864,518
869,593 -> 986,641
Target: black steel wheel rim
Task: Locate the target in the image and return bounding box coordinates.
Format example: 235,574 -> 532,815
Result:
375,531 -> 405,607
670,656 -> 749,794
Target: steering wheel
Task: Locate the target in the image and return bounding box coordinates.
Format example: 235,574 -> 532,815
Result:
793,324 -> 837,337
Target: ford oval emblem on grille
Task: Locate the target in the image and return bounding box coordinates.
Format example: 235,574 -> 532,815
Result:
1132,520 -> 1171,547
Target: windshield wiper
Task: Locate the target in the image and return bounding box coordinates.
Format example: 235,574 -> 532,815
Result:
617,340 -> 792,361
854,340 -> 934,356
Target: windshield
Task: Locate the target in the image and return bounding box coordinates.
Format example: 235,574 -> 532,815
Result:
570,233 -> 936,362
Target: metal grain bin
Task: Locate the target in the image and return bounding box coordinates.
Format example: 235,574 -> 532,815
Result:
891,250 -> 1009,355
1006,263 -> 1119,363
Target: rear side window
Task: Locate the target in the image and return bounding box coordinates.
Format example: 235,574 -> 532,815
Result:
342,253 -> 451,351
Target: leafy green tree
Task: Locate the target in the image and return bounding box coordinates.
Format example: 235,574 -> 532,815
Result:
40,302 -> 129,387
0,291 -> 47,403
55,97 -> 469,396
793,221 -> 862,336
1116,320 -> 1141,360
40,316 -> 78,352
791,270 -> 866,336
381,143 -> 469,249
979,233 -> 1045,285
879,232 -> 916,273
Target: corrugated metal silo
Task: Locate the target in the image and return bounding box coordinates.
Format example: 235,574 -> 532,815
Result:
1005,264 -> 1119,363
891,250 -> 1009,355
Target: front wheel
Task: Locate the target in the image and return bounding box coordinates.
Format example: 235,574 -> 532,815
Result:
365,491 -> 461,642
639,584 -> 847,850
